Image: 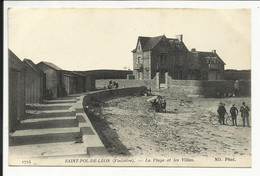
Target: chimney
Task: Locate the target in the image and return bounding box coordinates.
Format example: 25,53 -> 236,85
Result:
212,50 -> 216,54
176,34 -> 183,42
191,48 -> 196,52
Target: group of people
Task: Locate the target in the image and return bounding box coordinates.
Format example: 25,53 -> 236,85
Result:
217,102 -> 250,127
151,96 -> 167,113
107,80 -> 119,89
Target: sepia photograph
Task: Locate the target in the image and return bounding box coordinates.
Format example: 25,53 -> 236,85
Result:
6,5 -> 254,168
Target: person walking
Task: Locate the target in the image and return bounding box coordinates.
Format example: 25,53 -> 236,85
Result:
230,104 -> 239,126
240,102 -> 250,127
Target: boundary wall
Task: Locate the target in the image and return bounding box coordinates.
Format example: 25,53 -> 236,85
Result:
96,78 -> 250,97
74,86 -> 147,156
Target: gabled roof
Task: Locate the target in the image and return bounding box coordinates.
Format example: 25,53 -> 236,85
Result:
8,49 -> 26,70
139,37 -> 151,48
169,40 -> 189,52
191,51 -> 226,65
132,36 -> 151,53
132,35 -> 188,53
38,61 -> 62,70
132,35 -> 164,52
23,59 -> 45,75
143,35 -> 164,51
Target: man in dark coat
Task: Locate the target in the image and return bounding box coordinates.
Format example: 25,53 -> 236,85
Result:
217,102 -> 227,125
240,102 -> 250,127
230,104 -> 239,126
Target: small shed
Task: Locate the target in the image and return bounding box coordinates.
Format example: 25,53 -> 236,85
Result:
9,49 -> 26,132
61,70 -> 88,95
23,59 -> 45,104
36,61 -> 62,99
84,73 -> 96,91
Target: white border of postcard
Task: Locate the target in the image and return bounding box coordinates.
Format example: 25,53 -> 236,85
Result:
3,1 -> 260,176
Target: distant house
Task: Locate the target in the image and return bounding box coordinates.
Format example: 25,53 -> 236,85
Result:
23,59 -> 45,103
9,49 -> 26,132
132,35 -> 225,81
187,49 -> 225,80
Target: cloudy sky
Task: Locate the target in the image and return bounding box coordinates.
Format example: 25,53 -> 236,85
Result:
8,8 -> 251,71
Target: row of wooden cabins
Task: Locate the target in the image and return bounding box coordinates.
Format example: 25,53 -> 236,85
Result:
9,49 -> 95,132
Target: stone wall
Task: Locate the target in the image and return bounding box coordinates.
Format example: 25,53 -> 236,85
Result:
96,79 -> 157,90
79,86 -> 147,156
84,86 -> 148,102
167,79 -> 251,97
96,77 -> 250,98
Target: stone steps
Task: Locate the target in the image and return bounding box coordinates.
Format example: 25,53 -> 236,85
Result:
26,110 -> 76,119
9,127 -> 81,146
17,116 -> 78,130
26,104 -> 73,111
9,96 -> 88,158
43,99 -> 77,104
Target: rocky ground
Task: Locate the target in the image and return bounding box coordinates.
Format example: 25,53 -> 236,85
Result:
86,93 -> 251,158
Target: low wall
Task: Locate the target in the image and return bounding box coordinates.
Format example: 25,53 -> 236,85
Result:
167,79 -> 251,97
96,78 -> 251,98
96,79 -> 156,90
75,86 -> 147,156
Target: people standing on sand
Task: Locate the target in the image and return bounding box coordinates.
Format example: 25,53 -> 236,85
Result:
240,102 -> 250,127
217,102 -> 227,125
230,104 -> 239,126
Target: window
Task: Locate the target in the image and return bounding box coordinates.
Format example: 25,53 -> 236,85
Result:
160,54 -> 167,64
137,57 -> 141,64
138,45 -> 141,50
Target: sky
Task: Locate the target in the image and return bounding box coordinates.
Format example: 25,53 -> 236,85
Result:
8,8 -> 251,71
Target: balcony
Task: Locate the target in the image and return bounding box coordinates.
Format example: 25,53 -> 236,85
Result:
134,63 -> 143,70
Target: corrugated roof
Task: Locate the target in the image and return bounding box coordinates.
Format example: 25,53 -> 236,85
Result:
39,61 -> 62,70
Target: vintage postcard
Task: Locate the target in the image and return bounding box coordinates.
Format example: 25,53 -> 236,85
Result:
7,7 -> 252,168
